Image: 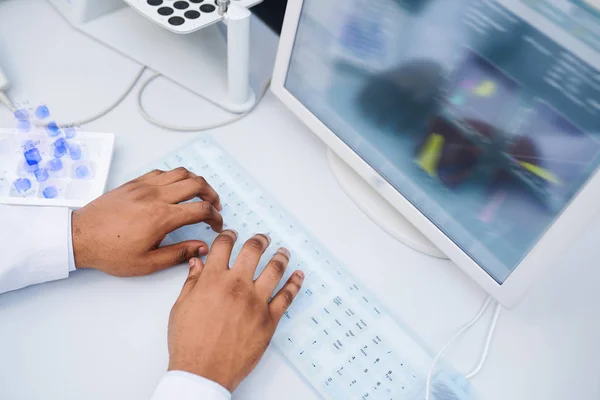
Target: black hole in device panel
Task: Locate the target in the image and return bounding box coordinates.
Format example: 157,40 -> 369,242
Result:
158,6 -> 174,15
200,4 -> 215,12
190,0 -> 204,3
168,16 -> 185,25
184,10 -> 200,19
147,0 -> 163,5
173,1 -> 189,9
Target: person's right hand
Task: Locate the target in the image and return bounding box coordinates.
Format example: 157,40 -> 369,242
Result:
72,167 -> 223,277
167,230 -> 305,393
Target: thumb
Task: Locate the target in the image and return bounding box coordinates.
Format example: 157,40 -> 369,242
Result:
178,257 -> 205,299
145,240 -> 208,274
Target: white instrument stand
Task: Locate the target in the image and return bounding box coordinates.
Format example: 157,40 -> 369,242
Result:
48,0 -> 260,113
221,3 -> 256,112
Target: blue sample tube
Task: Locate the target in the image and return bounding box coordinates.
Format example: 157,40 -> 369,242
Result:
75,165 -> 89,179
64,127 -> 77,139
24,148 -> 42,166
42,186 -> 58,199
23,160 -> 39,173
14,109 -> 29,122
13,178 -> 32,194
17,120 -> 31,133
46,122 -> 60,137
68,142 -> 82,160
34,168 -> 49,183
47,158 -> 63,172
53,138 -> 68,158
23,140 -> 36,151
35,105 -> 50,120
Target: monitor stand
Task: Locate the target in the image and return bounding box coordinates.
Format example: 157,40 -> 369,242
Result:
327,149 -> 448,259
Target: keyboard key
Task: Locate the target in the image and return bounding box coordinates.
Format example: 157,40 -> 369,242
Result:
273,329 -> 297,351
314,278 -> 332,295
298,235 -> 313,250
244,210 -> 261,225
304,358 -> 322,376
306,335 -> 323,351
288,288 -> 313,315
322,375 -> 346,398
316,258 -> 334,272
236,200 -> 249,214
346,282 -> 362,297
330,339 -> 345,353
328,267 -> 346,280
359,295 -> 385,319
360,391 -> 375,400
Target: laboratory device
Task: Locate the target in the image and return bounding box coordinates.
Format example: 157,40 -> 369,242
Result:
0,106 -> 115,208
133,135 -> 476,400
271,0 -> 600,307
47,0 -> 263,112
0,63 -> 9,93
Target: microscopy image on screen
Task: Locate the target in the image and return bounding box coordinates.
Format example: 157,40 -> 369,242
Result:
514,102 -> 600,202
415,116 -> 484,187
446,51 -> 520,131
572,0 -> 600,18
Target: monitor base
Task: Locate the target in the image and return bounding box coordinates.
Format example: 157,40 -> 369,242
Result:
327,149 -> 448,259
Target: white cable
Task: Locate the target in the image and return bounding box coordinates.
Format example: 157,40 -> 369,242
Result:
137,72 -> 272,132
0,66 -> 146,127
0,91 -> 15,111
49,66 -> 147,128
425,296 -> 495,400
465,301 -> 502,380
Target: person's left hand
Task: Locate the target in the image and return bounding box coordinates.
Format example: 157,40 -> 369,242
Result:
167,231 -> 304,392
72,167 -> 223,277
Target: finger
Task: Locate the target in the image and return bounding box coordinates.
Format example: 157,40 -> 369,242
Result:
205,230 -> 237,271
150,167 -> 193,186
167,201 -> 224,233
178,258 -> 205,299
255,248 -> 290,299
161,176 -> 222,211
269,271 -> 304,322
233,234 -> 270,278
132,169 -> 164,183
143,241 -> 208,274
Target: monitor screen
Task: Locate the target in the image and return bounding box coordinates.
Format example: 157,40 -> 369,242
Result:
285,0 -> 600,284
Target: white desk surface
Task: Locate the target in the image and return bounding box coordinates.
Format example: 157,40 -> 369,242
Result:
0,1 -> 599,399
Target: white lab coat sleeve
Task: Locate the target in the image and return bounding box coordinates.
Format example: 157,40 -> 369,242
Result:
151,371 -> 232,400
0,204 -> 71,294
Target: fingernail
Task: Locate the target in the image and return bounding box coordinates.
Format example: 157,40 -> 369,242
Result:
227,229 -> 238,239
217,203 -> 223,212
296,270 -> 305,280
277,247 -> 290,258
198,245 -> 208,256
263,234 -> 272,245
189,259 -> 197,268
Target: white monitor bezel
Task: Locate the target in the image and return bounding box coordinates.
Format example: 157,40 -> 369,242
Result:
271,0 -> 600,308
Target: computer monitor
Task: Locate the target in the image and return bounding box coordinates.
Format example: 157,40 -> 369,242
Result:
272,0 -> 600,307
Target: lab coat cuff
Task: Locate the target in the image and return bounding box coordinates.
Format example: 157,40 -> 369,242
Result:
151,370 -> 232,400
67,210 -> 76,272
0,205 -> 71,294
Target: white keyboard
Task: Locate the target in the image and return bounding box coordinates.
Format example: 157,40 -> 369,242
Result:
136,135 -> 475,400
